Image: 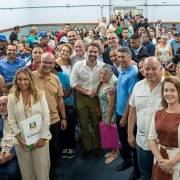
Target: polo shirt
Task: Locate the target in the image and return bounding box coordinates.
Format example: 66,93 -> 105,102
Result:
33,70 -> 64,124
16,51 -> 31,60
117,65 -> 139,116
44,45 -> 55,55
129,76 -> 164,150
0,57 -> 26,83
9,31 -> 18,43
25,35 -> 39,49
171,40 -> 180,55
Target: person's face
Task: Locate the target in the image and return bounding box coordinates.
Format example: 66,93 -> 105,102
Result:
100,69 -> 111,83
40,37 -> 48,45
89,30 -> 94,37
0,40 -> 6,49
2,88 -> 9,96
107,33 -> 118,48
110,50 -> 119,66
176,66 -> 180,78
64,25 -> 71,33
138,61 -> 144,76
32,47 -> 44,63
77,35 -> 82,40
82,27 -> 86,33
89,26 -> 93,30
163,82 -> 179,106
150,31 -> 155,37
161,36 -> 168,44
130,39 -> 140,49
87,46 -> 99,63
0,98 -> 7,116
93,40 -> 104,55
17,72 -> 30,91
143,59 -> 162,82
67,31 -> 78,45
21,37 -> 26,43
117,51 -> 130,69
74,41 -> 86,57
156,33 -> 161,38
40,56 -> 55,74
48,27 -> 52,32
95,27 -> 99,32
6,45 -> 17,60
16,28 -> 20,33
122,30 -> 129,38
157,39 -> 162,44
138,27 -> 145,35
167,31 -> 172,38
102,17 -> 106,23
60,46 -> 71,59
142,34 -> 149,43
13,41 -> 18,46
175,35 -> 180,42
18,44 -> 24,51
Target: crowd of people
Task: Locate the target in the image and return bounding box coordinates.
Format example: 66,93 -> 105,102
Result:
0,11 -> 180,180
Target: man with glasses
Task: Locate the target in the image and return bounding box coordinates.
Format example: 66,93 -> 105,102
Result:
33,53 -> 66,180
9,25 -> 20,43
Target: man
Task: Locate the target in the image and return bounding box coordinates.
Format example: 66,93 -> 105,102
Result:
98,17 -> 108,30
119,28 -> 131,48
21,35 -> 26,46
67,30 -> 78,49
9,25 -> 20,43
0,35 -> 7,60
171,31 -> 180,55
103,32 -> 138,65
130,18 -> 138,34
128,57 -> 164,180
110,49 -> 120,77
94,26 -> 100,35
56,23 -> 71,44
137,26 -> 145,37
0,44 -> 26,83
39,32 -> 55,55
71,40 -> 87,68
16,42 -> 31,60
0,96 -> 21,180
142,31 -> 155,56
25,27 -> 39,52
70,42 -> 104,159
93,37 -> 104,62
33,53 -> 67,180
130,34 -> 149,60
167,30 -> 174,45
155,18 -> 164,32
114,47 -> 140,180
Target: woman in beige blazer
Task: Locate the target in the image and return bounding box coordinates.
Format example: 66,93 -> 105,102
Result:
8,67 -> 51,180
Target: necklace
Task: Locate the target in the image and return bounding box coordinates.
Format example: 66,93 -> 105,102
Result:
166,108 -> 180,114
24,96 -> 31,118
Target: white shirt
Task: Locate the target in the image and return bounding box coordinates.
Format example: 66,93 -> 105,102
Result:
70,59 -> 117,90
129,76 -> 164,150
99,22 -> 108,30
109,24 -> 116,31
71,53 -> 87,69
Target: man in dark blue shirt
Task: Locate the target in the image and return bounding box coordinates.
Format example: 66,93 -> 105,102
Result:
119,28 -> 131,48
16,42 -> 31,60
0,44 -> 26,83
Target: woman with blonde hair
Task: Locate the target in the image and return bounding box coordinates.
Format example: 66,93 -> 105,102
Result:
56,43 -> 73,77
8,67 -> 51,180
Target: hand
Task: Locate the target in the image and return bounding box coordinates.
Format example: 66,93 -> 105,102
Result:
105,119 -> 110,127
60,119 -> 67,130
131,60 -> 137,65
86,90 -> 97,98
128,134 -> 136,148
3,152 -> 14,162
18,138 -> 28,150
158,159 -> 174,174
35,138 -> 45,147
107,87 -> 116,96
119,116 -> 127,127
0,154 -> 6,164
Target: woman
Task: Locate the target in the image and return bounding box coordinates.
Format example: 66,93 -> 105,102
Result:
84,30 -> 95,44
128,21 -> 134,38
109,18 -> 118,32
116,15 -> 122,26
155,34 -> 173,67
56,44 -> 73,77
149,76 -> 180,180
8,67 -> 51,180
98,64 -> 118,164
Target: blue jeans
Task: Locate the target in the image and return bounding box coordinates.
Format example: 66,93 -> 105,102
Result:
116,113 -> 139,170
136,144 -> 154,180
0,156 -> 21,180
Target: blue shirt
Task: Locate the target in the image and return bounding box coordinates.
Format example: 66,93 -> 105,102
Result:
117,65 -> 139,116
171,40 -> 180,55
0,57 -> 26,83
97,56 -> 103,62
119,38 -> 131,48
57,72 -> 74,106
16,51 -> 31,60
142,40 -> 155,56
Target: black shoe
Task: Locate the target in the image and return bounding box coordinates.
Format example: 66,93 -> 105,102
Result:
116,161 -> 133,171
81,149 -> 93,159
67,149 -> 75,158
50,170 -> 60,180
129,169 -> 141,180
95,148 -> 103,158
61,149 -> 68,158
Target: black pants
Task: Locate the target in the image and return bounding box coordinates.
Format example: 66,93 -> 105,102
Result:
49,121 -> 59,171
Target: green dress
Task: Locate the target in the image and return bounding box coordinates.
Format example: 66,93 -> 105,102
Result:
98,82 -> 116,123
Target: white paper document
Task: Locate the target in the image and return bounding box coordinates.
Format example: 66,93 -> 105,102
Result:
19,114 -> 42,145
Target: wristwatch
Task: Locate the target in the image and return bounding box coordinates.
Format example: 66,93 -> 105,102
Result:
61,118 -> 67,120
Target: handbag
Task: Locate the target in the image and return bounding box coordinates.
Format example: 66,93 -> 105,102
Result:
99,122 -> 120,150
96,98 -> 102,118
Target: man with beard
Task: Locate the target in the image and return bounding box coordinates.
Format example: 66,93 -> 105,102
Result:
0,35 -> 7,60
70,42 -> 104,159
0,44 -> 26,83
16,42 -> 31,60
67,30 -> 78,57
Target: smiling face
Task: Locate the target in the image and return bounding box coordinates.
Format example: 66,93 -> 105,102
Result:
0,97 -> 8,116
110,50 -> 120,66
6,45 -> 17,61
87,45 -> 99,63
107,32 -> 119,48
32,47 -> 44,63
17,72 -> 30,91
74,40 -> 86,57
117,51 -> 131,70
138,60 -> 144,76
60,46 -> 71,59
67,31 -> 78,45
100,69 -> 112,83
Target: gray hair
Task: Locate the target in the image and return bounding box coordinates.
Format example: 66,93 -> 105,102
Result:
101,64 -> 113,76
117,46 -> 132,57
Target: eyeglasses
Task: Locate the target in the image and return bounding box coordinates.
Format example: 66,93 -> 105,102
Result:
162,38 -> 167,40
107,37 -> 117,41
42,61 -> 54,66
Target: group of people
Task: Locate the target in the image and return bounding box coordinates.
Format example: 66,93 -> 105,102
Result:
0,11 -> 179,180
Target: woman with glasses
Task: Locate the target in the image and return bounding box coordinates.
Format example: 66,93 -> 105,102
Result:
155,34 -> 173,67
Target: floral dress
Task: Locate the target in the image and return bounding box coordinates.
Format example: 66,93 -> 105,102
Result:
98,82 -> 116,123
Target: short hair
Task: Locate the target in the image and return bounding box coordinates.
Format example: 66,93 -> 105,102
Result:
64,23 -> 71,27
93,37 -> 104,44
14,25 -> 20,31
101,64 -> 113,76
7,43 -> 17,50
122,27 -> 129,32
32,44 -> 44,52
130,34 -> 140,40
2,83 -> 13,90
21,35 -> 26,38
67,29 -> 78,36
142,31 -> 150,37
59,43 -> 73,55
172,54 -> 180,64
161,76 -> 180,108
117,46 -> 132,57
87,42 -> 100,52
18,42 -> 25,47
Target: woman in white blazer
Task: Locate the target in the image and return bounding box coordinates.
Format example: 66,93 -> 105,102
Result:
8,67 -> 51,180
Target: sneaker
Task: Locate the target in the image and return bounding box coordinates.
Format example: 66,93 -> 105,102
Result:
50,170 -> 60,180
67,149 -> 75,158
61,149 -> 68,158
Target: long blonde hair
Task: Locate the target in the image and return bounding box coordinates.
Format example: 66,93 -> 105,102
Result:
10,67 -> 42,104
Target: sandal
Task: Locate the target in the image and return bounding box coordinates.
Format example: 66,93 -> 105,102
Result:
105,154 -> 117,164
105,152 -> 111,158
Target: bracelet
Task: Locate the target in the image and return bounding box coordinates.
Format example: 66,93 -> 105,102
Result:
175,155 -> 179,163
61,118 -> 67,120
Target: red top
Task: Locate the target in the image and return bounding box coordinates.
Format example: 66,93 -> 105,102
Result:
57,31 -> 65,42
44,45 -> 55,55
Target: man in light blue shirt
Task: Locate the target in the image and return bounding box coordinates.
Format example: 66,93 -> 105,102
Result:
0,44 -> 26,83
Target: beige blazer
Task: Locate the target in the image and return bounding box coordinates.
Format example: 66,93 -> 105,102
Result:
8,91 -> 52,144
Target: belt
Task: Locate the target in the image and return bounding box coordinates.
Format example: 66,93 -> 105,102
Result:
76,91 -> 89,97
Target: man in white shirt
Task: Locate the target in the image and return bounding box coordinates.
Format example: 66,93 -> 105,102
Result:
128,57 -> 164,180
99,17 -> 108,30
